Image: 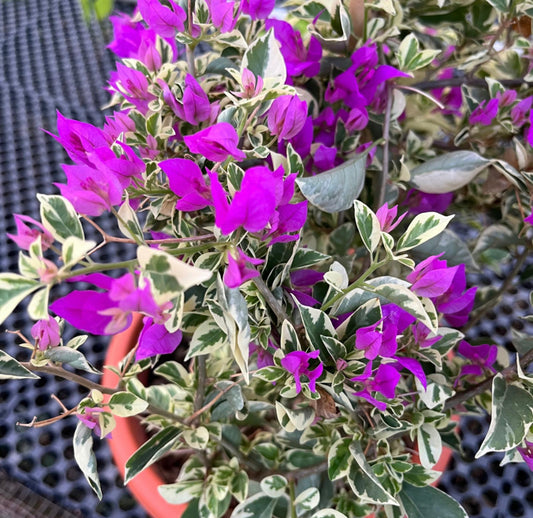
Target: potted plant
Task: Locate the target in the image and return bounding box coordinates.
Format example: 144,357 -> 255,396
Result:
2,1 -> 533,517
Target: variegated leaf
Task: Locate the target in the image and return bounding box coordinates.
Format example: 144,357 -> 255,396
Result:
396,213 -> 453,252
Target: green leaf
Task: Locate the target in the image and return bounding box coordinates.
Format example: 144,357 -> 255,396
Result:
397,34 -> 419,70
396,213 -> 453,252
154,361 -> 191,387
399,483 -> 468,518
295,487 -> 320,513
27,286 -> 51,320
44,347 -> 101,375
124,426 -> 182,483
118,197 -> 145,243
314,510 -> 348,518
416,424 -> 442,468
242,29 -> 286,87
182,426 -> 209,450
108,392 -> 149,417
409,151 -> 490,193
291,248 -> 330,269
37,194 -> 84,242
260,475 -> 287,498
486,0 -> 511,12
476,374 -> 533,457
73,421 -> 102,499
93,0 -> 114,20
158,480 -> 204,505
275,402 -> 315,431
138,246 -> 212,303
296,155 -> 366,213
348,441 -> 399,505
368,283 -> 437,332
186,319 -> 228,360
0,273 -> 40,325
62,236 -> 96,268
328,437 -> 352,481
231,492 -> 277,518
0,350 -> 39,380
353,201 -> 382,254
294,299 -> 336,352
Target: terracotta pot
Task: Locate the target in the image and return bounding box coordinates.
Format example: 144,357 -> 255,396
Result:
102,315 -> 455,518
102,314 -> 188,518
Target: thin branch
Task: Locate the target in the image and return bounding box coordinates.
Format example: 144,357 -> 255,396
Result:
253,276 -> 290,323
445,348 -> 533,410
192,356 -> 207,424
375,83 -> 393,210
413,77 -> 531,91
461,245 -> 531,333
185,381 -> 239,425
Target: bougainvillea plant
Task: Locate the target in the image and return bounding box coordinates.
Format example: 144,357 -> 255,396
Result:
3,0 -> 533,516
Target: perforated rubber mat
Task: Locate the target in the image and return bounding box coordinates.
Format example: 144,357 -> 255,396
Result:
0,1 -> 532,517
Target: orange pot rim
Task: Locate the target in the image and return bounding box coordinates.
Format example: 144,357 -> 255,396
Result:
102,314 -> 187,518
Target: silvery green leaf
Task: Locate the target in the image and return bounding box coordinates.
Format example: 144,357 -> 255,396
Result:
138,246 -> 213,303
511,329 -> 533,355
399,484 -> 467,518
397,34 -> 419,70
296,156 -> 366,213
186,319 -> 228,360
476,374 -> 533,457
260,475 -> 287,498
416,424 -> 442,468
412,229 -> 478,270
310,2 -> 351,52
210,381 -> 244,420
108,392 -> 149,417
396,212 -> 453,252
242,29 -> 286,87
37,194 -> 84,242
294,487 -> 320,512
27,286 -> 51,320
348,441 -> 399,505
124,426 -> 182,483
73,421 -> 102,499
409,151 -> 490,193
0,273 -> 40,325
44,347 -> 101,375
158,480 -> 204,504
280,319 -> 301,353
328,437 -> 352,481
473,224 -> 519,257
0,350 -> 39,380
231,492 -> 277,518
353,200 -> 381,254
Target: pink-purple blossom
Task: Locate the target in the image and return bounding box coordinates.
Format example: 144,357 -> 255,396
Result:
136,316 -> 183,360
223,248 -> 264,288
77,407 -> 110,438
241,0 -> 275,20
31,318 -> 61,351
518,441 -> 533,471
376,203 -> 406,233
7,214 -> 54,251
268,95 -> 308,140
456,340 -> 497,381
56,163 -> 124,216
265,19 -> 322,78
351,362 -> 401,411
281,350 -> 323,394
184,122 -> 246,162
206,0 -> 239,33
469,98 -> 499,125
108,63 -> 157,114
159,158 -> 212,211
138,0 -> 186,37
172,74 -> 212,125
